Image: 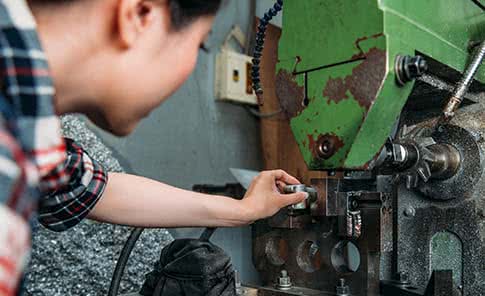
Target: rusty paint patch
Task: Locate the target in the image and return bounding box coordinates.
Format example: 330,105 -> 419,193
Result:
276,69 -> 305,118
307,134 -> 317,152
323,77 -> 349,103
323,47 -> 386,109
277,238 -> 289,261
308,133 -> 345,160
354,32 -> 385,58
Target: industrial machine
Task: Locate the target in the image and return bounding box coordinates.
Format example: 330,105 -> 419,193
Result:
248,0 -> 485,295
109,1 -> 485,295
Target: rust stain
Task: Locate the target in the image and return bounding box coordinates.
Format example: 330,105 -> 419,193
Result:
313,249 -> 322,270
278,238 -> 289,262
354,32 -> 385,58
371,32 -> 385,39
323,77 -> 349,104
322,47 -> 386,109
307,134 -> 317,152
276,69 -> 305,118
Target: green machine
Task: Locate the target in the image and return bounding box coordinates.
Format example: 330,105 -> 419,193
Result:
250,1 -> 485,296
275,0 -> 485,170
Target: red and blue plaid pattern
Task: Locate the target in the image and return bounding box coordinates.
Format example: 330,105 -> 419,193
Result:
0,0 -> 108,231
38,139 -> 107,232
0,0 -> 108,293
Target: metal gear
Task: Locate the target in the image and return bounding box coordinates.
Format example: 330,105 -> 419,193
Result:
393,125 -> 437,189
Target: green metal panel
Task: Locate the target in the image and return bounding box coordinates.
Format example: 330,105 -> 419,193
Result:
277,0 -> 485,170
381,0 -> 485,82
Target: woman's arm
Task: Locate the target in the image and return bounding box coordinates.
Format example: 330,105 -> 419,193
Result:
87,170 -> 307,228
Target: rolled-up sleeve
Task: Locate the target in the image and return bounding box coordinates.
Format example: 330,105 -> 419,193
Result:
38,138 -> 108,232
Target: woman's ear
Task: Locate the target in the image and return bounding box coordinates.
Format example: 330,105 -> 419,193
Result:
115,0 -> 170,48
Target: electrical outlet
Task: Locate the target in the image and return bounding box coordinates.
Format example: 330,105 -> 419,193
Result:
215,49 -> 257,105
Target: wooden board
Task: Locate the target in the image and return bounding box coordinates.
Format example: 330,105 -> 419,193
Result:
256,19 -> 327,184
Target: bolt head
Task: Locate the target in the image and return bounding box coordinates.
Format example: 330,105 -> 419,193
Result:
276,270 -> 292,290
396,55 -> 428,85
395,272 -> 410,284
404,206 -> 416,217
336,279 -> 350,295
406,56 -> 428,79
317,140 -> 334,158
352,200 -> 359,209
336,286 -> 350,295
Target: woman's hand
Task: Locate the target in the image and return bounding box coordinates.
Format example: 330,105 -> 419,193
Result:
240,170 -> 308,223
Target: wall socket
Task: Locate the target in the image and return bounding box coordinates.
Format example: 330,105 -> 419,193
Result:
215,49 -> 257,105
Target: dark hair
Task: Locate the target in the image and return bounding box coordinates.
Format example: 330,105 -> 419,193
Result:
169,0 -> 222,29
28,0 -> 222,30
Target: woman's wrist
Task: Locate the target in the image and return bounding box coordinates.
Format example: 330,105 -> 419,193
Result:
205,195 -> 254,227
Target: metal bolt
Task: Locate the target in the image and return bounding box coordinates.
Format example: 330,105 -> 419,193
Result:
407,56 -> 428,78
336,278 -> 350,296
352,200 -> 359,209
395,272 -> 410,284
395,55 -> 428,86
234,270 -> 242,293
276,270 -> 292,290
316,135 -> 341,160
403,206 -> 416,218
317,139 -> 334,159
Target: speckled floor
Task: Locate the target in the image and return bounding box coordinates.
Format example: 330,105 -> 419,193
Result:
24,115 -> 174,296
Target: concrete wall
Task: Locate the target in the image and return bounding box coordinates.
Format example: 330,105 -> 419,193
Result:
89,0 -> 282,285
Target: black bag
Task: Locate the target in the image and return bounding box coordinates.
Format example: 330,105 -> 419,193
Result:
140,239 -> 237,296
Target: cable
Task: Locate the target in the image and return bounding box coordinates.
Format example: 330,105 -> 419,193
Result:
108,228 -> 144,296
245,106 -> 283,119
199,227 -> 217,241
108,227 -> 217,296
471,0 -> 485,11
251,0 -> 283,105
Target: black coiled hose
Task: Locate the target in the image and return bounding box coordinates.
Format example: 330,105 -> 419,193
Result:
251,0 -> 283,105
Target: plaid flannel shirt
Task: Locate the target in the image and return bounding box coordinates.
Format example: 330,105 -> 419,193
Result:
0,0 -> 108,294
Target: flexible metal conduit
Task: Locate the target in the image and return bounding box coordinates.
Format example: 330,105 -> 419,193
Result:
251,0 -> 283,105
442,41 -> 485,121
